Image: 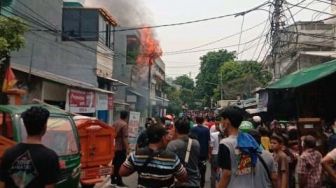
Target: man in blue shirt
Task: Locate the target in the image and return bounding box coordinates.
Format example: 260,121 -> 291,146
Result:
190,116 -> 210,188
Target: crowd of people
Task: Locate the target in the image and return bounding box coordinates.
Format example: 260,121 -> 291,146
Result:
114,107 -> 336,188
1,106 -> 336,188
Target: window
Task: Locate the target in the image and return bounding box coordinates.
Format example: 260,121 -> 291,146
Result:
81,10 -> 99,40
126,35 -> 140,64
62,9 -> 80,38
62,9 -> 98,41
21,116 -> 79,156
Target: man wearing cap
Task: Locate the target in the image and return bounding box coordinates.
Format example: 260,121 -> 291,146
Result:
119,125 -> 187,187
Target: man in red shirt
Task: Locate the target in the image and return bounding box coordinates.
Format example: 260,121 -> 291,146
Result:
111,111 -> 129,187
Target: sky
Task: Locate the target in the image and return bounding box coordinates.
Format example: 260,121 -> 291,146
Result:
141,0 -> 332,80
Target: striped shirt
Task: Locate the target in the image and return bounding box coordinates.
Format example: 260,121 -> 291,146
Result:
123,147 -> 186,188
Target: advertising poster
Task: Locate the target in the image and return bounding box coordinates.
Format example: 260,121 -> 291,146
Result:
128,111 -> 140,150
66,88 -> 95,113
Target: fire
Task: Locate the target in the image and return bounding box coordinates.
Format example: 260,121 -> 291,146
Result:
136,27 -> 162,65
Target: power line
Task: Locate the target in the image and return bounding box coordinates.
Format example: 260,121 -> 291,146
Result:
114,1 -> 271,32
164,18 -> 269,54
237,15 -> 245,56
285,1 -> 335,16
164,33 -> 267,56
15,0 -> 58,30
252,19 -> 270,60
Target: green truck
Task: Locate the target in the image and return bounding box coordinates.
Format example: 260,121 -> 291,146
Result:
0,104 -> 81,187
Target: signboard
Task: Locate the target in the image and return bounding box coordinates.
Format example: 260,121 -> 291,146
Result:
257,91 -> 268,111
97,93 -> 108,110
128,111 -> 140,150
66,89 -> 96,113
126,95 -> 137,103
108,94 -> 114,110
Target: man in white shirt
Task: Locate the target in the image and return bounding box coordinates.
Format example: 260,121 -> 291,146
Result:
210,124 -> 221,188
322,148 -> 336,186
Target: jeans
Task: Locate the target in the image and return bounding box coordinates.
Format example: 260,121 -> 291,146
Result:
210,154 -> 218,188
111,150 -> 127,185
198,160 -> 207,188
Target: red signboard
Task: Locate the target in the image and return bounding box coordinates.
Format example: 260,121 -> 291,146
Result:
68,89 -> 96,113
108,94 -> 114,110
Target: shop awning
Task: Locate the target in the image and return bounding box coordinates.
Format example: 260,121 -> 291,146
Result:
299,51 -> 336,58
267,60 -> 336,89
127,88 -> 144,97
12,64 -> 114,94
97,75 -> 128,86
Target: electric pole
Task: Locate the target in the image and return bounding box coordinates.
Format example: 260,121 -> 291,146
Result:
271,0 -> 284,80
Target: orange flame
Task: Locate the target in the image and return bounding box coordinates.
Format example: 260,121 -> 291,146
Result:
136,27 -> 162,65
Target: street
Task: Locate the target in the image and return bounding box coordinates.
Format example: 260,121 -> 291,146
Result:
95,162 -> 211,188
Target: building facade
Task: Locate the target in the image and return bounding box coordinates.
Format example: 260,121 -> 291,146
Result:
5,0 -> 122,124
265,21 -> 335,78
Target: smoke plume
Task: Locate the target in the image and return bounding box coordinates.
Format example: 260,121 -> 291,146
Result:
85,0 -> 152,26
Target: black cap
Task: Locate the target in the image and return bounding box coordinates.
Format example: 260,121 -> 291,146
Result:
146,125 -> 168,144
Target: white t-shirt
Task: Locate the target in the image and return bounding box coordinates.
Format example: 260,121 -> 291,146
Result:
210,131 -> 220,155
327,148 -> 336,161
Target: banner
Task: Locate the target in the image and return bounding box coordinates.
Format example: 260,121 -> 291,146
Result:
97,93 -> 108,111
2,66 -> 17,92
128,111 -> 140,150
67,89 -> 95,113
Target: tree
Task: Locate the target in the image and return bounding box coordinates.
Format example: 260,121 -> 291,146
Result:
0,17 -> 26,58
218,61 -> 272,99
0,16 -> 27,103
195,50 -> 236,107
164,83 -> 183,115
173,75 -> 194,90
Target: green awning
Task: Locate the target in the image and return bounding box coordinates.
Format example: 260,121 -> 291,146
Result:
267,60 -> 336,89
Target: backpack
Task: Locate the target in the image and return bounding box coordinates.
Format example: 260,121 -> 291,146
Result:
137,130 -> 149,148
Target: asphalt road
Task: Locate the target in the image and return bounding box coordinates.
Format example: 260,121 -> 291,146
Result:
95,162 -> 211,188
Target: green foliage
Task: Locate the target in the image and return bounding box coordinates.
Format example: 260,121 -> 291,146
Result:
172,75 -> 194,90
195,50 -> 236,106
0,16 -> 27,57
218,61 -> 272,99
164,84 -> 182,115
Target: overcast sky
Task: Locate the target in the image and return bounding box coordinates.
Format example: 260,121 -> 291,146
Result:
143,0 -> 332,80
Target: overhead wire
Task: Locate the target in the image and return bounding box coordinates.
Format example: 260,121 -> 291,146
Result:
285,1 -> 334,16
114,1 -> 271,32
2,1 -> 274,63
164,18 -> 269,54
251,19 -> 270,60
15,0 -> 58,30
163,33 -> 267,56
237,15 -> 246,56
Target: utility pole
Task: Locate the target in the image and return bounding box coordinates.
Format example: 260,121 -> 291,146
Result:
271,0 -> 284,80
148,56 -> 153,118
220,73 -> 223,100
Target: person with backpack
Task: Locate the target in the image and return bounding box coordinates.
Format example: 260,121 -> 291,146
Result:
166,118 -> 201,188
119,125 -> 187,187
217,107 -> 277,188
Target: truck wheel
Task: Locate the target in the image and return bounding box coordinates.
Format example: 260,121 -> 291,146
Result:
81,184 -> 95,188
